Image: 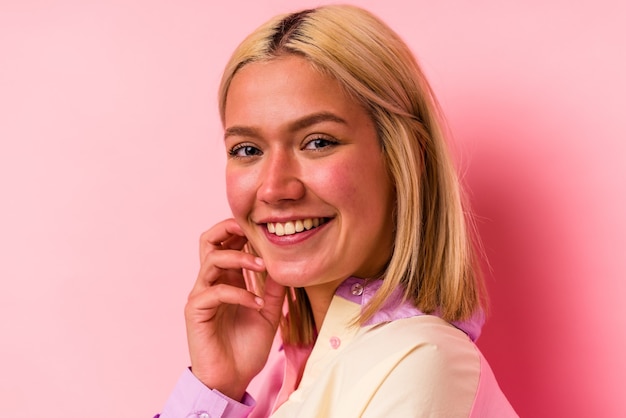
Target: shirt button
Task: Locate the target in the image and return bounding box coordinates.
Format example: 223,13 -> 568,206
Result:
351,282 -> 364,296
329,336 -> 341,349
199,413 -> 210,418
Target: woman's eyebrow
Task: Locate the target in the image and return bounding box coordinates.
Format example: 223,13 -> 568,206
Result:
224,125 -> 259,140
224,112 -> 347,140
288,111 -> 347,132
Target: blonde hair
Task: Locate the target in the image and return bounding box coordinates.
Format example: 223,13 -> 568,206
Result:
219,5 -> 486,345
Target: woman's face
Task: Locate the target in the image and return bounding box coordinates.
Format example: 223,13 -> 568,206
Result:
224,55 -> 395,293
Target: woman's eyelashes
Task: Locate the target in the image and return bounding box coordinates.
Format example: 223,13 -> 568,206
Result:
228,136 -> 339,159
302,136 -> 339,151
228,143 -> 262,159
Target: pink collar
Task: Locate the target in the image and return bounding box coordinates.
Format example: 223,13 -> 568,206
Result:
334,277 -> 484,341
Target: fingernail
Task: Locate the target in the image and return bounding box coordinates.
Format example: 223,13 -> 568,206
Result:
254,257 -> 264,267
255,297 -> 264,306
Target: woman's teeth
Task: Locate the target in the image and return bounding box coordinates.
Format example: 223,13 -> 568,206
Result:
267,218 -> 323,236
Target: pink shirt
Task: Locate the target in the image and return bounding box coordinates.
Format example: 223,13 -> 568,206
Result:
157,278 -> 516,417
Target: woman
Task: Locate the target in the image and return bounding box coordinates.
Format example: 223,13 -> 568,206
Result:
158,5 -> 517,417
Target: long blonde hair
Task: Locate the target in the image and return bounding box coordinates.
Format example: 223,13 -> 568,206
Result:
219,5 -> 486,345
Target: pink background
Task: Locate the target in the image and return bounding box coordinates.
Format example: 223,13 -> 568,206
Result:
1,1 -> 624,417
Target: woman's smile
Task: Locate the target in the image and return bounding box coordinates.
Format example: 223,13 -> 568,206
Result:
265,217 -> 329,236
224,55 -> 395,292
260,217 -> 333,247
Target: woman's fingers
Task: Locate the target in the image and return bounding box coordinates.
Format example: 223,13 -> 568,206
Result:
190,218 -> 283,324
255,275 -> 286,327
186,283 -> 264,321
199,219 -> 247,261
192,249 -> 265,292
220,234 -> 248,251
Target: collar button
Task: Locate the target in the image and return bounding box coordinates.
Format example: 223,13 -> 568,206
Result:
350,282 -> 364,296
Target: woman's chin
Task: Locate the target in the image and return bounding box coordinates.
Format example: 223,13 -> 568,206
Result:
264,261 -> 317,288
265,267 -> 307,288
264,262 -> 347,293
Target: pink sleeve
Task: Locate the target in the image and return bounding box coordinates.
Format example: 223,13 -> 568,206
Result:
246,332 -> 311,417
157,368 -> 255,418
469,352 -> 518,417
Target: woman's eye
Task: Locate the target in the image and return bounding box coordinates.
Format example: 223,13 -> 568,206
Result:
303,137 -> 337,150
229,144 -> 262,158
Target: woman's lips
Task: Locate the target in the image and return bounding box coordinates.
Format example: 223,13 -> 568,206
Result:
261,217 -> 331,245
266,217 -> 328,236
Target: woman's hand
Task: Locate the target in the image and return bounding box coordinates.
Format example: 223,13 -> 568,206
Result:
185,219 -> 286,401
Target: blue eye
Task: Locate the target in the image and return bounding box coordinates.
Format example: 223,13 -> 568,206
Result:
304,137 -> 337,150
229,144 -> 262,158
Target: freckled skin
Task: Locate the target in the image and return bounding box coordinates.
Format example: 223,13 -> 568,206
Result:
224,56 -> 395,311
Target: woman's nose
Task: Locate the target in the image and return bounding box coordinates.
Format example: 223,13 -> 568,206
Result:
257,151 -> 305,204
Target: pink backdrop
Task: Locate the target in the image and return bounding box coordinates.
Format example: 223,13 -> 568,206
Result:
1,1 -> 624,417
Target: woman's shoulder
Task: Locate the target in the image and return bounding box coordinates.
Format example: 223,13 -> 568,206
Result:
350,315 -> 517,417
363,313 -> 478,357
362,314 -> 481,383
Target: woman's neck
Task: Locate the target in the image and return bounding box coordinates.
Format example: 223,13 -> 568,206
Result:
304,280 -> 343,331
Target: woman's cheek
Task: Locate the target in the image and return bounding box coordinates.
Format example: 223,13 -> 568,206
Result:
225,167 -> 255,220
308,160 -> 352,195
